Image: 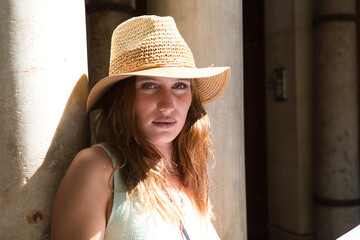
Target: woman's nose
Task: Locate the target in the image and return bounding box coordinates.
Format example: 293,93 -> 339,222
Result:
158,89 -> 174,112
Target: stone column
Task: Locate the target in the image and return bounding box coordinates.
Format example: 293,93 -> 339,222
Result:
314,0 -> 360,239
0,0 -> 89,239
85,0 -> 137,143
147,1 -> 246,239
265,0 -> 316,239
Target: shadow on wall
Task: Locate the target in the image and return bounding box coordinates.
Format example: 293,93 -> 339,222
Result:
0,74 -> 90,239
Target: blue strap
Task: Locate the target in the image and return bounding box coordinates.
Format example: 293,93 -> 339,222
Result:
181,222 -> 191,240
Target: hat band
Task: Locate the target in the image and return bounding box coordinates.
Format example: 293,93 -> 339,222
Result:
110,62 -> 195,76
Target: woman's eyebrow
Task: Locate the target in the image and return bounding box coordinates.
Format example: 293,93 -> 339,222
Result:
170,78 -> 191,83
135,78 -> 158,83
135,78 -> 191,83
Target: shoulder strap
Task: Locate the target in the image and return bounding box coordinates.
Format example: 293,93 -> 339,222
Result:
181,222 -> 191,240
93,143 -> 116,168
93,143 -> 125,192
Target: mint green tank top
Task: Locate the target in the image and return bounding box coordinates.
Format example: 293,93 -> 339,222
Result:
96,144 -> 220,240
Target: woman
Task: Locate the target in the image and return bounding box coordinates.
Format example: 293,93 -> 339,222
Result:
51,15 -> 230,240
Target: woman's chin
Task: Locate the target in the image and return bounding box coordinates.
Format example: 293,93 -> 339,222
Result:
147,135 -> 179,147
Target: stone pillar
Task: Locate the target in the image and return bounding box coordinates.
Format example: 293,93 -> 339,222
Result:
85,0 -> 137,143
314,0 -> 360,239
265,0 -> 315,239
0,1 -> 89,239
147,1 -> 246,239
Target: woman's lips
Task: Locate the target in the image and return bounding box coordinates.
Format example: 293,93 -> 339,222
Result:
152,118 -> 176,129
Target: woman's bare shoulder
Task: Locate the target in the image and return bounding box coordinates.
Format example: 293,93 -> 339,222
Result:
72,145 -> 114,172
51,145 -> 114,239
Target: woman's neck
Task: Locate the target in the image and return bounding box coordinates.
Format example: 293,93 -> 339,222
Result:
154,142 -> 173,166
155,142 -> 183,188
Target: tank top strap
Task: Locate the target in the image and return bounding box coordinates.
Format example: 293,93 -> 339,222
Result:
93,143 -> 116,166
93,143 -> 126,192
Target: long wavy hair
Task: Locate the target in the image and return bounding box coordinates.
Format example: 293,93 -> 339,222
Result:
95,76 -> 214,225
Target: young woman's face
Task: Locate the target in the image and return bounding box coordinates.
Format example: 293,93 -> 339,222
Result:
134,76 -> 192,147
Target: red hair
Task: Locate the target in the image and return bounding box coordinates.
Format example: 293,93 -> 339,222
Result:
95,77 -> 214,224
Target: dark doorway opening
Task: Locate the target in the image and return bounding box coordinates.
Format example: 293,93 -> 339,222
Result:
243,0 -> 268,239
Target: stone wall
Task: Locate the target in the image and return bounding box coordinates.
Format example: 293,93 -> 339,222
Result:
0,0 -> 89,239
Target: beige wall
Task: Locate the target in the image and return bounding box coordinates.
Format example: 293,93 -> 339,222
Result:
265,0 -> 315,239
147,1 -> 246,239
0,0 -> 89,238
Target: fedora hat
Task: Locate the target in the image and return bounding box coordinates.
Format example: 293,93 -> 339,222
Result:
87,15 -> 231,112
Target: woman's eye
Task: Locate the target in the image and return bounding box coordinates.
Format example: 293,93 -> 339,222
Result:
173,83 -> 189,89
141,83 -> 156,89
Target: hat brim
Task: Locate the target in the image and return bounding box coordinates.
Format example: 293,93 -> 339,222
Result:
86,66 -> 231,112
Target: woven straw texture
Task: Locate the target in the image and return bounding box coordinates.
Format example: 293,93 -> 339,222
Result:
87,15 -> 231,112
109,16 -> 195,75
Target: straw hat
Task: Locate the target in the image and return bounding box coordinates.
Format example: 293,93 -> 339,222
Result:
87,15 -> 231,112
